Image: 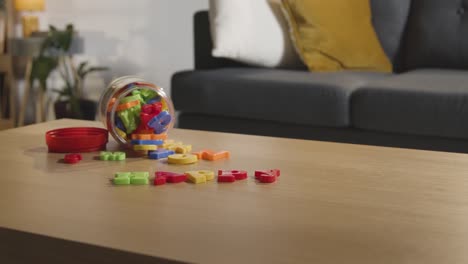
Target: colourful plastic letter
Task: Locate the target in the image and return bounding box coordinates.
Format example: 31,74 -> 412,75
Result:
148,149 -> 175,159
218,170 -> 247,181
254,169 -> 280,183
185,170 -> 214,184
154,176 -> 166,186
115,127 -> 127,139
130,172 -> 149,185
148,111 -> 172,134
100,151 -> 126,161
155,171 -> 187,183
113,172 -> 131,185
255,169 -> 280,179
174,144 -> 192,154
217,173 -> 235,183
167,154 -> 198,165
133,145 -> 158,151
131,139 -> 164,146
131,133 -> 168,140
64,153 -> 82,164
193,150 -> 230,161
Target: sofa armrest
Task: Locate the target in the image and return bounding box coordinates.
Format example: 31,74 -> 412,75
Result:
194,11 -> 247,70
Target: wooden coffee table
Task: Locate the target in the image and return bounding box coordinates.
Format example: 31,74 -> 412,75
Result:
2,119 -> 468,263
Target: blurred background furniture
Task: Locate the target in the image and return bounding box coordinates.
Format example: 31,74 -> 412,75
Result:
14,0 -> 45,37
0,0 -> 17,129
11,34 -> 84,126
0,0 -> 46,128
12,35 -> 47,125
0,55 -> 16,129
171,6 -> 468,154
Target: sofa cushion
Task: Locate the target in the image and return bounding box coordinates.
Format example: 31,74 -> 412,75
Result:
370,0 -> 411,65
172,68 -> 388,127
352,69 -> 468,139
280,0 -> 392,72
402,0 -> 468,70
209,0 -> 302,68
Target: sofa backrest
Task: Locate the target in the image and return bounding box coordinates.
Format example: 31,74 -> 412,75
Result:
401,0 -> 468,70
370,0 -> 412,68
194,11 -> 248,70
194,0 -> 413,71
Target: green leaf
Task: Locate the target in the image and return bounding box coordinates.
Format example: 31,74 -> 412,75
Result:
77,61 -> 88,76
30,56 -> 58,89
88,66 -> 109,72
30,24 -> 110,100
59,30 -> 73,51
43,24 -> 74,52
80,66 -> 109,79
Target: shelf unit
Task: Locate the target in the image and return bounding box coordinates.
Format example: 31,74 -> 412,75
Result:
0,0 -> 17,129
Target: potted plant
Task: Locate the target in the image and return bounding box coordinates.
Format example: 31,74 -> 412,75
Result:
30,24 -> 108,120
53,60 -> 108,120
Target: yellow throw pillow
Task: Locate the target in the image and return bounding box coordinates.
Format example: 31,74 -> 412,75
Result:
281,0 -> 392,72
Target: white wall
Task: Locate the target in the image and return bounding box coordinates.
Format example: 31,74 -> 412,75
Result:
39,0 -> 208,101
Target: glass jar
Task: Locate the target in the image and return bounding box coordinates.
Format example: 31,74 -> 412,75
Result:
98,76 -> 175,146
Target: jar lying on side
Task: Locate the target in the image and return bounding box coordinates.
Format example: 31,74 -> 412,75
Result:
98,76 -> 175,147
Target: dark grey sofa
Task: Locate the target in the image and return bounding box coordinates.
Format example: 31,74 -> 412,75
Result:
172,0 -> 468,153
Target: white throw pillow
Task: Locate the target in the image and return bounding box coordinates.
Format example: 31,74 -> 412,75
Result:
209,0 -> 302,68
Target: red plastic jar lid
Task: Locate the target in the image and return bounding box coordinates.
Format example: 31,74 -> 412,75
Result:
46,127 -> 109,153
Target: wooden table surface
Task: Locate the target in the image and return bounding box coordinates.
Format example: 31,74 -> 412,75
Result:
2,119 -> 468,263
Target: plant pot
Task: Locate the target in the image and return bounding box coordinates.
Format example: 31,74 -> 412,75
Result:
54,99 -> 97,120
